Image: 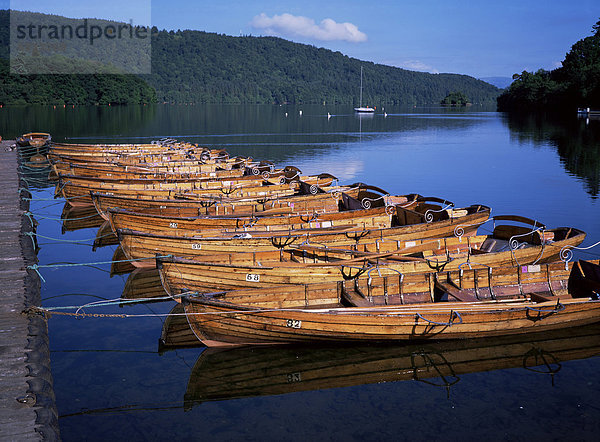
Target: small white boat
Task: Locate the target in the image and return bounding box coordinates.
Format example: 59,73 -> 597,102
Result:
354,67 -> 375,113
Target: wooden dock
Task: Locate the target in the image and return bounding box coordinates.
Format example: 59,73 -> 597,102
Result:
0,140 -> 59,440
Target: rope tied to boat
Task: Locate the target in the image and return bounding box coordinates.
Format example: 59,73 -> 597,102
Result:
415,310 -> 462,326
26,210 -> 101,222
525,300 -> 565,315
25,230 -> 109,245
27,255 -> 173,283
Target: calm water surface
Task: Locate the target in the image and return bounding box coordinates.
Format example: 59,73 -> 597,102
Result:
9,104 -> 600,441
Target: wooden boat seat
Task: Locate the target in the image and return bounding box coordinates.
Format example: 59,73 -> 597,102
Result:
445,208 -> 468,219
434,274 -> 479,302
479,238 -> 530,253
341,287 -> 374,307
527,292 -> 565,303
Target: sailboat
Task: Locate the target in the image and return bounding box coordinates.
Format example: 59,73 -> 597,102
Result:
354,66 -> 375,113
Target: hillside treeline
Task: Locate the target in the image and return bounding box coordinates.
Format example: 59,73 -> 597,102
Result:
497,19 -> 600,112
0,10 -> 500,106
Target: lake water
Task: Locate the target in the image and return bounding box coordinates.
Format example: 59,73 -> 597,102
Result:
10,104 -> 600,441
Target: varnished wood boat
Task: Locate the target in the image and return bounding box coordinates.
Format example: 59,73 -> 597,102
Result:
47,150 -> 236,173
49,140 -> 224,157
181,260 -> 600,346
53,164 -> 303,190
107,192 -> 474,237
182,322 -> 600,404
50,158 -> 252,179
17,132 -> 51,148
116,202 -> 489,267
122,213 -> 579,273
154,217 -> 582,292
92,186 -> 347,220
48,140 -> 225,160
57,172 -> 336,207
107,189 -> 418,238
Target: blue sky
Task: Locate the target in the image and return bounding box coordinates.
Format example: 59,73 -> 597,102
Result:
7,0 -> 599,78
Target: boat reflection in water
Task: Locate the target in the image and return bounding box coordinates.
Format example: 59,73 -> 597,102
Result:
61,203 -> 105,233
159,303 -> 200,352
182,323 -> 600,408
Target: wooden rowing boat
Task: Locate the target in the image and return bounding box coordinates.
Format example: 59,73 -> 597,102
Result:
107,192 -> 470,237
48,140 -> 224,159
53,164 -> 303,189
47,149 -> 234,171
107,188 -> 416,237
155,220 -> 584,292
182,322 -> 600,404
116,202 -> 489,267
91,183 -> 352,220
180,260 -> 600,346
17,132 -> 51,148
50,158 -> 252,179
57,172 -> 336,207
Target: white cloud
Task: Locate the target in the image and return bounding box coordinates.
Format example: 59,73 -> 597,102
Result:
395,60 -> 440,74
251,13 -> 367,43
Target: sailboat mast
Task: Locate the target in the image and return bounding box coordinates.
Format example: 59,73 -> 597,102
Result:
359,66 -> 363,107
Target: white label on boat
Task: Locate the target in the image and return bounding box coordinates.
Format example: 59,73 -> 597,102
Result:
223,181 -> 231,186
245,273 -> 260,282
191,243 -> 201,250
321,221 -> 332,228
210,172 -> 216,177
286,319 -> 302,329
169,222 -> 178,228
522,265 -> 541,273
406,241 -> 417,248
287,373 -> 302,383
160,205 -> 166,209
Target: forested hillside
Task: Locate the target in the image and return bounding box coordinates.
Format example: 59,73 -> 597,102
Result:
147,30 -> 499,105
0,10 -> 500,105
497,19 -> 600,112
0,10 -> 156,105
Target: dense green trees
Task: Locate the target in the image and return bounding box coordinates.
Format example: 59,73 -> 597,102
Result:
0,10 -> 500,106
145,30 -> 499,105
441,91 -> 470,105
498,19 -> 600,112
0,57 -> 157,105
0,11 -> 156,105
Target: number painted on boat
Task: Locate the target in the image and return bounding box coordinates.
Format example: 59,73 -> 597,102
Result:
169,222 -> 178,228
287,373 -> 302,383
191,243 -> 202,250
245,273 -> 260,282
286,319 -> 302,329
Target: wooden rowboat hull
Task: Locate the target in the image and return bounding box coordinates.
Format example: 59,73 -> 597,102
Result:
180,260 -> 600,346
184,297 -> 600,346
155,226 -> 583,293
182,322 -> 600,404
